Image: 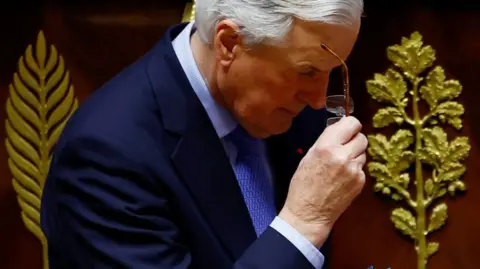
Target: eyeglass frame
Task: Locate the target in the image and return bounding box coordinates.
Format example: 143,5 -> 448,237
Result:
320,43 -> 351,117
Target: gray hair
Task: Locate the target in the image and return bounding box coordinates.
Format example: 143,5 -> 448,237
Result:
194,0 -> 364,46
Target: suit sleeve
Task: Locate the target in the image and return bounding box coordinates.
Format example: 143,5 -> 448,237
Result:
234,227 -> 317,269
41,136 -> 315,269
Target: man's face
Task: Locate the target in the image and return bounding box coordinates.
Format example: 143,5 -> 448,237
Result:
213,19 -> 360,138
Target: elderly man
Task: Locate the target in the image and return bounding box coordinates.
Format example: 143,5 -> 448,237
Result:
41,0 -> 366,268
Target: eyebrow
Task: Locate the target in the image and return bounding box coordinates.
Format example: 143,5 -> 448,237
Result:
291,43 -> 342,73
295,46 -> 339,71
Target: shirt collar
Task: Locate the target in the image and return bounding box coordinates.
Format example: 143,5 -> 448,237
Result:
172,22 -> 237,138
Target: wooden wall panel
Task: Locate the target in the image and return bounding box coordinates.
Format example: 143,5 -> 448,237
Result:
41,3 -> 187,97
330,3 -> 480,269
0,1 -> 478,269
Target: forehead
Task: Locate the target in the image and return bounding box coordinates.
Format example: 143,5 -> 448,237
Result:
283,19 -> 360,65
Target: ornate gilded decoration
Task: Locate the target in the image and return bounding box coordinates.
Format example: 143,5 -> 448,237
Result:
182,0 -> 196,23
5,30 -> 79,269
366,32 -> 471,269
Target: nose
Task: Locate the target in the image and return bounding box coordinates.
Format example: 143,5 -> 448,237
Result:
306,93 -> 326,109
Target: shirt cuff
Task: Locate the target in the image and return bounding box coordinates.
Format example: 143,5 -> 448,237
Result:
270,216 -> 325,269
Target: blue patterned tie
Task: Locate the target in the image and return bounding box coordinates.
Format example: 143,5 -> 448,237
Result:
228,126 -> 277,236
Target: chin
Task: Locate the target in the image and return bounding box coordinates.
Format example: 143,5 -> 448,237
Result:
244,116 -> 293,138
267,120 -> 293,136
274,124 -> 292,135
246,123 -> 290,139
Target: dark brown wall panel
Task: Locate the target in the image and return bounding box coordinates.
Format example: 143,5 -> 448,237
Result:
0,1 -> 478,269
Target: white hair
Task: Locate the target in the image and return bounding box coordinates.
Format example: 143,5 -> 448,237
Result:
194,0 -> 364,46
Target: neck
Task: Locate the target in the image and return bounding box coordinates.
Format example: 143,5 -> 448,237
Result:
190,33 -> 226,107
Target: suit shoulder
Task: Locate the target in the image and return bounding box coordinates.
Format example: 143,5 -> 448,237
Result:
55,74 -> 175,173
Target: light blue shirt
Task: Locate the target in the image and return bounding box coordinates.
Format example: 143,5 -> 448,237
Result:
172,22 -> 325,269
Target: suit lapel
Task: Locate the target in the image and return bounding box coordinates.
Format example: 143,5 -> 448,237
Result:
146,24 -> 256,260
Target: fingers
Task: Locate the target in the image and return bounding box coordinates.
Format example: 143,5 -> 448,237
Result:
322,116 -> 362,145
343,133 -> 368,159
353,153 -> 367,168
348,153 -> 366,176
353,153 -> 367,191
347,160 -> 366,194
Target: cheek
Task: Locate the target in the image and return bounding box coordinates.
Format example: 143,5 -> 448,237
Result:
254,77 -> 296,110
241,64 -> 292,99
302,73 -> 329,92
295,73 -> 329,104
229,58 -> 297,115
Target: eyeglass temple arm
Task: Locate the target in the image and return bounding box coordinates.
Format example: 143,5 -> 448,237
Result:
320,44 -> 350,116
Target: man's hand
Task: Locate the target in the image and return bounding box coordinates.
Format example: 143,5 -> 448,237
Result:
279,116 -> 368,248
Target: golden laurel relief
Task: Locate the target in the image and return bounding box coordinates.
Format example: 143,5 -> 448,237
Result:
182,0 -> 196,23
366,32 -> 471,269
5,30 -> 79,269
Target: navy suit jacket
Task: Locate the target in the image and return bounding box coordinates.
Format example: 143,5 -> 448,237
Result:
41,23 -> 329,269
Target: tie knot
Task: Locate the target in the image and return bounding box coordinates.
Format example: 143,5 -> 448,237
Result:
228,126 -> 262,155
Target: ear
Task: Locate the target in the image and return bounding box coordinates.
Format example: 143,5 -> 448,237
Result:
213,20 -> 243,68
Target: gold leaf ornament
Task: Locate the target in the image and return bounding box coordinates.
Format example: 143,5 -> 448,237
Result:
182,0 -> 196,22
420,66 -> 465,129
372,107 -> 405,128
420,66 -> 462,108
5,30 -> 79,269
386,31 -> 436,81
391,208 -> 417,239
366,32 -> 471,269
427,203 -> 448,233
427,242 -> 439,258
368,129 -> 416,166
367,69 -> 408,105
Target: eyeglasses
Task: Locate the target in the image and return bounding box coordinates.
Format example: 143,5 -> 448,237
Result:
320,43 -> 354,126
